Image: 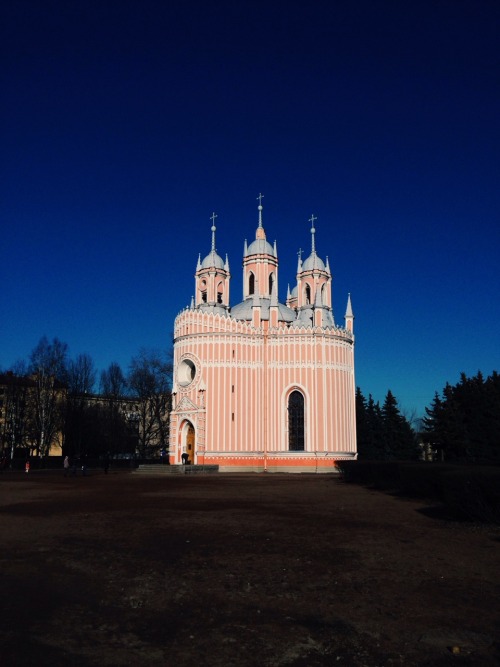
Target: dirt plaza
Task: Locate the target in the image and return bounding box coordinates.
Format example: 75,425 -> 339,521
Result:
1,469 -> 499,666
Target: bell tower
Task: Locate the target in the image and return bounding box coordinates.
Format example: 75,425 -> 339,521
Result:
242,194 -> 279,301
194,213 -> 230,311
296,216 -> 331,306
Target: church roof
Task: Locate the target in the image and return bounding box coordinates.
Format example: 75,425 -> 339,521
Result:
231,297 -> 296,323
246,238 -> 275,256
302,251 -> 326,272
199,213 -> 226,270
244,196 -> 276,257
201,250 -> 225,269
300,214 -> 327,273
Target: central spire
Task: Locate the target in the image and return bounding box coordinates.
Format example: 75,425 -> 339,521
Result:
210,211 -> 218,252
257,193 -> 264,229
309,214 -> 317,254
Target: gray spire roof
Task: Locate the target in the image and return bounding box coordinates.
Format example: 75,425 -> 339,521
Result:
245,196 -> 275,257
302,215 -> 326,271
200,213 -> 225,269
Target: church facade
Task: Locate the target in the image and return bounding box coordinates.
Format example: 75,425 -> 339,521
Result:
169,200 -> 357,472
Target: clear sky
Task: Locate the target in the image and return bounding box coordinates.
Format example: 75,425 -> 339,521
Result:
2,0 -> 499,418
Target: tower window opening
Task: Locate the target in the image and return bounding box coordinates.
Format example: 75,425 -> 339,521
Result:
217,291 -> 223,304
304,284 -> 311,305
249,272 -> 255,295
202,291 -> 207,303
268,273 -> 274,296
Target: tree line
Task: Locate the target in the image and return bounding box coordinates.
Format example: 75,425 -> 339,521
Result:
423,371 -> 500,464
355,388 -> 420,461
356,370 -> 499,464
0,336 -> 172,461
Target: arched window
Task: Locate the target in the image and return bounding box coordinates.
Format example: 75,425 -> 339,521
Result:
304,284 -> 311,305
217,281 -> 223,304
268,272 -> 274,296
288,391 -> 305,451
249,272 -> 255,295
200,280 -> 207,303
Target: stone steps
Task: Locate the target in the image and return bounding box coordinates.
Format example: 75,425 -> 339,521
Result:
134,464 -> 219,475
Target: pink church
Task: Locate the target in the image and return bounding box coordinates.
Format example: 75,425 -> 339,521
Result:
169,199 -> 357,472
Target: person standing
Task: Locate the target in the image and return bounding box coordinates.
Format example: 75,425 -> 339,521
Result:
63,455 -> 70,476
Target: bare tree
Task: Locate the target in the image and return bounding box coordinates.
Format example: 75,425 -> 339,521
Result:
100,362 -> 127,398
98,362 -> 130,456
65,353 -> 97,457
1,361 -> 30,463
68,353 -> 96,395
128,348 -> 172,458
28,337 -> 68,457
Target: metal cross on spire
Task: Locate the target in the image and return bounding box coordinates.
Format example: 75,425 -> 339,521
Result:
309,214 -> 317,253
297,247 -> 303,261
257,193 -> 264,228
210,212 -> 218,251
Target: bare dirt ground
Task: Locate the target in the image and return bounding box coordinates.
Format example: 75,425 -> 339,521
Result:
1,470 -> 499,667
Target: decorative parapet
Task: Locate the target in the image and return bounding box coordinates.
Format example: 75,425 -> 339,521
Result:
174,307 -> 353,341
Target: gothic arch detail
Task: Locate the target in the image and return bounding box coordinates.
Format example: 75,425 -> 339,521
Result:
269,271 -> 274,296
288,390 -> 305,451
304,283 -> 311,305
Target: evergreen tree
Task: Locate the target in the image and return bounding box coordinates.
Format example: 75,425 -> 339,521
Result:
355,388 -> 378,459
423,370 -> 500,463
422,392 -> 445,461
381,390 -> 418,460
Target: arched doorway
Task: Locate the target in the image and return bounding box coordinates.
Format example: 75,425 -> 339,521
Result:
180,420 -> 195,464
288,391 -> 305,451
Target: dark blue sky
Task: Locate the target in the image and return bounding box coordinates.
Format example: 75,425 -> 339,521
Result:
2,0 -> 499,417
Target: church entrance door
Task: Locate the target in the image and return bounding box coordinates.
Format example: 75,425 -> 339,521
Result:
186,423 -> 195,464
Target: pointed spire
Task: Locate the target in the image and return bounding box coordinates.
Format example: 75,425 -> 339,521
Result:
224,253 -> 230,272
244,239 -> 248,257
314,283 -> 323,307
273,240 -> 277,257
297,248 -> 303,273
309,214 -> 317,254
287,283 -> 291,299
345,293 -> 354,318
270,278 -> 278,307
253,276 -> 260,307
257,193 -> 264,229
210,212 -> 218,252
325,256 -> 331,274
196,253 -> 201,271
190,296 -> 195,309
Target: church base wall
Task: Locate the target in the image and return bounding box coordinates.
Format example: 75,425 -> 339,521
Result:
218,465 -> 340,474
200,452 -> 356,473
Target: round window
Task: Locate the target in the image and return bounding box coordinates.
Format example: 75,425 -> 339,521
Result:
178,358 -> 197,387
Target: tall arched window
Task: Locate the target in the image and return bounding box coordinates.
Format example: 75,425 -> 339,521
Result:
268,272 -> 274,296
288,391 -> 305,451
249,272 -> 255,295
304,284 -> 311,305
200,280 -> 207,303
